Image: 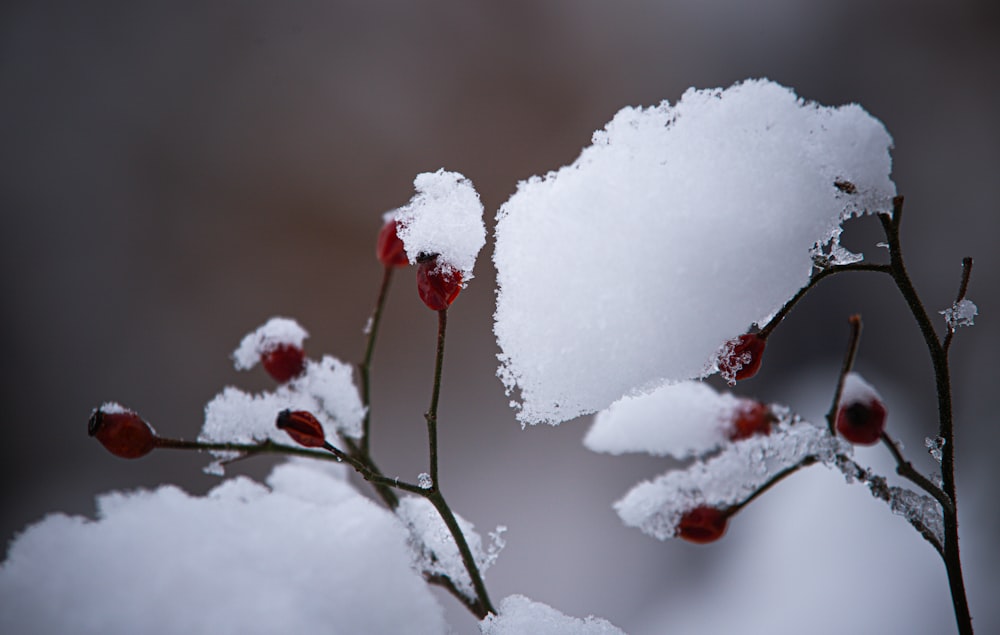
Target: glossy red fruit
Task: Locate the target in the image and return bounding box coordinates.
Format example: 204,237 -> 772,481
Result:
88,407 -> 156,459
260,343 -> 306,383
718,333 -> 766,383
376,219 -> 410,268
677,506 -> 729,544
416,256 -> 462,311
728,400 -> 774,441
276,409 -> 327,448
836,397 -> 887,446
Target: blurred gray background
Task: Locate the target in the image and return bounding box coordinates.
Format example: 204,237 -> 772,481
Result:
1,1 -> 997,633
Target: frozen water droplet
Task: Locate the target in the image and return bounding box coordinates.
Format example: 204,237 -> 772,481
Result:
924,436 -> 945,464
362,316 -> 374,335
876,241 -> 889,249
940,299 -> 977,332
417,472 -> 433,489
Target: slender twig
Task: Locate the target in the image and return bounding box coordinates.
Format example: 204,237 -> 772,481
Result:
427,490 -> 496,617
943,257 -> 974,354
417,307 -> 496,617
825,314 -> 863,436
758,263 -> 889,340
359,266 -> 395,455
727,456 -> 818,515
154,436 -> 343,461
426,309 -> 447,489
878,196 -> 972,634
879,432 -> 953,514
319,441 -> 426,495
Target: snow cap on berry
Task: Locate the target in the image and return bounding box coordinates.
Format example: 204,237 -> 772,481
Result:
394,169 -> 485,283
232,318 -> 309,372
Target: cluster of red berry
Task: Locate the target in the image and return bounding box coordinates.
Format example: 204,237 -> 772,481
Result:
90,221 -> 889,550
90,218 -> 469,459
674,333 -> 889,544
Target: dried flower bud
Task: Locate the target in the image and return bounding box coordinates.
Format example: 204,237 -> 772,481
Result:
88,404 -> 156,459
275,409 -> 327,448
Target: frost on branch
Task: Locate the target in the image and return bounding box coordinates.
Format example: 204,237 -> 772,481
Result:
494,78 -> 895,425
584,381 -> 746,459
940,298 -> 977,332
835,457 -> 945,548
615,419 -> 850,540
0,461 -> 447,635
480,595 -> 626,635
394,169 -> 486,282
395,496 -> 505,601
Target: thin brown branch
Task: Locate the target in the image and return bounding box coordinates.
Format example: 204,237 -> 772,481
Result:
825,314 -> 863,436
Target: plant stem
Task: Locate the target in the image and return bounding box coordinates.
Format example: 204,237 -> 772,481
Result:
825,314 -> 863,436
758,263 -> 889,340
880,432 -> 953,514
426,309 -> 447,489
943,257 -> 974,354
359,266 -> 395,455
727,456 -> 817,515
878,197 -> 972,634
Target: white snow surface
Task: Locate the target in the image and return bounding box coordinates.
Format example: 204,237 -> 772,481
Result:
395,169 -> 486,281
839,371 -> 881,407
584,381 -> 742,458
615,420 -> 852,540
202,356 -> 365,466
480,595 -> 626,635
0,460 -> 447,635
232,317 -> 308,371
395,496 -> 503,601
494,78 -> 895,425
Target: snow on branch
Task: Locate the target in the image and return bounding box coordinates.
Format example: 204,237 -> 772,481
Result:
396,496 -> 505,602
494,79 -> 896,425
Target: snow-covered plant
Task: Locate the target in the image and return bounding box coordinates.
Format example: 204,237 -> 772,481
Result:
0,80 -> 977,634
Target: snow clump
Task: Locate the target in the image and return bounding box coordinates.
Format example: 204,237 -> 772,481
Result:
232,317 -> 308,371
584,381 -> 745,458
0,461 -> 447,635
395,169 -> 486,281
480,595 -> 626,635
494,78 -> 896,425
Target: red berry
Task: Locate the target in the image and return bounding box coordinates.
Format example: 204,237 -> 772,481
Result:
836,398 -> 887,445
728,400 -> 774,441
261,343 -> 306,383
416,256 -> 462,311
276,409 -> 327,448
88,406 -> 156,459
718,333 -> 766,383
376,219 -> 409,268
677,506 -> 729,544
